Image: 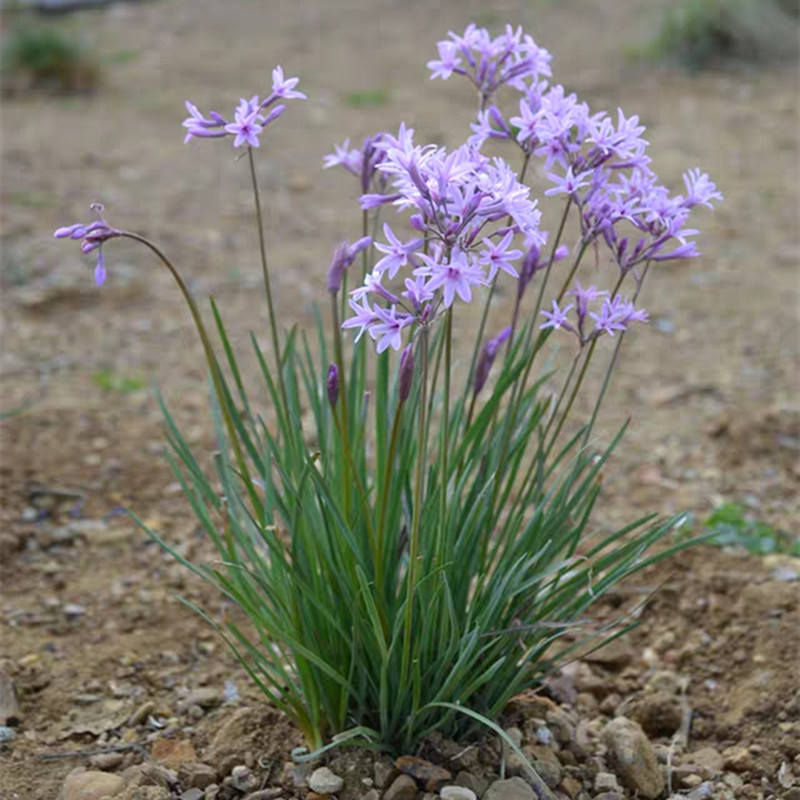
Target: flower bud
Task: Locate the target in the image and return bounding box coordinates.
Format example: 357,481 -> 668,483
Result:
327,364 -> 340,408
327,243 -> 350,294
473,327 -> 511,396
398,345 -> 414,402
409,213 -> 425,232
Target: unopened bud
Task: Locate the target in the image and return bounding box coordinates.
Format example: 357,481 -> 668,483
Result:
327,243 -> 350,294
398,345 -> 414,402
473,327 -> 511,396
327,363 -> 339,408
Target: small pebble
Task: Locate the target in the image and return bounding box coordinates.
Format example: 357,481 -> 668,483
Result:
230,765 -> 255,792
0,726 -> 17,743
309,766 -> 345,794
441,786 -> 477,800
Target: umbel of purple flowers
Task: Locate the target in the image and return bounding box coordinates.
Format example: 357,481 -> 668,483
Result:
324,24 -> 721,361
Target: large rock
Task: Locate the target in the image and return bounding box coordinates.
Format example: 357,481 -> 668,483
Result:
61,770 -> 125,800
602,717 -> 664,800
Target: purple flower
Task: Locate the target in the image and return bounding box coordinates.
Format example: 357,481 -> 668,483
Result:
415,247 -> 487,308
568,281 -> 608,320
368,305 -> 414,353
478,231 -> 522,280
270,65 -> 306,100
540,300 -> 575,332
54,203 -> 121,287
373,223 -> 423,279
402,274 -> 435,311
544,166 -> 592,198
589,296 -> 648,338
323,139 -> 362,174
468,106 -> 512,149
681,168 -> 722,209
94,249 -> 107,287
182,101 -> 227,143
225,102 -> 266,148
341,296 -> 381,343
427,40 -> 462,81
350,271 -> 400,305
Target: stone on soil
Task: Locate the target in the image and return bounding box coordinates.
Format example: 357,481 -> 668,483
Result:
309,766 -> 345,794
440,786 -> 477,800
61,770 -> 125,800
602,717 -> 664,800
527,744 -> 562,788
626,690 -> 684,737
395,755 -> 451,790
178,761 -> 217,789
229,764 -> 255,792
383,774 -> 419,800
453,772 -> 488,798
484,777 -> 535,800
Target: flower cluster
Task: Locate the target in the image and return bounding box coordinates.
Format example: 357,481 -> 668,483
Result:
418,23 -> 722,343
53,203 -> 121,286
428,23 -> 552,104
338,124 -> 544,352
182,66 -> 305,148
540,282 -> 649,346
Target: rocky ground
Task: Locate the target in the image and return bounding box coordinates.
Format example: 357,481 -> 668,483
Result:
1,0 -> 798,799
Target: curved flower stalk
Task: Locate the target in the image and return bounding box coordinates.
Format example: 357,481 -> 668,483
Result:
53,25 -> 722,757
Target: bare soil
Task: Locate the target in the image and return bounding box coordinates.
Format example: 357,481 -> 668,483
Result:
1,1 -> 798,799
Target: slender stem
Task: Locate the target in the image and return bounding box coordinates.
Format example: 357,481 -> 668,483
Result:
583,262 -> 651,443
545,339 -> 595,453
437,308 -> 453,566
361,208 -> 370,280
119,232 -> 261,516
330,293 -> 352,518
518,151 -> 532,186
401,326 -> 429,690
460,152 -> 534,424
376,398 -> 405,603
247,148 -> 289,417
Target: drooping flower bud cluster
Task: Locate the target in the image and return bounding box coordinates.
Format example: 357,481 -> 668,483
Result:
53,203 -> 121,286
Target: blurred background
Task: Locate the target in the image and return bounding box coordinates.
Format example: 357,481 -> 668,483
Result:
0,1 -> 798,796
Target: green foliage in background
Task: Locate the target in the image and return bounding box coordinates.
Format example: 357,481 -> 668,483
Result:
702,503 -> 799,557
92,369 -> 147,394
645,0 -> 798,70
1,13 -> 101,93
